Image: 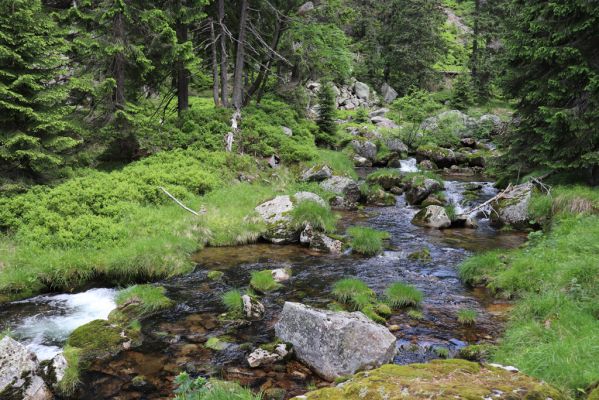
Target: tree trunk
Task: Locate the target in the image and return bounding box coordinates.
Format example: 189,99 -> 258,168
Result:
113,11 -> 126,110
590,165 -> 599,186
176,18 -> 189,116
470,0 -> 481,79
210,18 -> 220,107
244,18 -> 283,105
218,0 -> 229,107
232,0 -> 249,110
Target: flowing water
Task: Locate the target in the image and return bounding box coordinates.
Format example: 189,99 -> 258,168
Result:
0,172 -> 527,399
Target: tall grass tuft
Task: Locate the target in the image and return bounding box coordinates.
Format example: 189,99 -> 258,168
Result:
457,309 -> 478,325
221,289 -> 243,314
290,200 -> 338,232
115,285 -> 173,316
250,270 -> 281,293
347,227 -> 390,256
384,282 -> 423,308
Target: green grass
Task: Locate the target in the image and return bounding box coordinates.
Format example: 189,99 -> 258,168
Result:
250,270 -> 281,293
312,149 -> 358,180
403,170 -> 444,186
57,345 -> 82,396
115,284 -> 173,316
366,169 -> 402,181
459,186 -> 599,393
384,282 -> 423,308
290,199 -> 338,233
174,373 -> 261,399
347,226 -> 390,256
207,270 -> 224,280
221,289 -> 243,314
457,309 -> 478,325
331,278 -> 375,307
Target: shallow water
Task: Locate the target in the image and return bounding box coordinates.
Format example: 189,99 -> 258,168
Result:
0,174 -> 527,399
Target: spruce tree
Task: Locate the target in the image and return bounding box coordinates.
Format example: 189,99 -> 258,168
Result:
450,73 -> 475,110
0,0 -> 77,180
316,82 -> 337,143
500,0 -> 599,183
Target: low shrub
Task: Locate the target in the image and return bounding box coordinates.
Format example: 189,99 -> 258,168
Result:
347,227 -> 390,256
174,373 -> 261,400
384,282 -> 423,308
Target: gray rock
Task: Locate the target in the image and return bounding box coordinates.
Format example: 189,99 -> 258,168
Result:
320,176 -> 361,207
271,268 -> 291,283
384,138 -> 408,153
490,182 -> 533,229
420,110 -> 478,137
281,126 -> 293,137
293,191 -> 327,207
255,195 -> 299,244
380,82 -> 398,103
353,81 -> 370,100
353,155 -> 371,167
298,1 -> 315,15
351,140 -> 377,161
368,108 -> 389,118
412,205 -> 452,229
405,178 -> 443,205
309,233 -> 343,254
247,348 -> 281,368
242,295 -> 265,320
43,353 -> 68,389
275,302 -> 397,380
301,165 -> 333,182
371,116 -> 399,129
306,81 -> 320,91
0,337 -> 52,400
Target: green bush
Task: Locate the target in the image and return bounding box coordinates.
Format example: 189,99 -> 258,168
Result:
250,270 -> 281,293
347,227 -> 390,256
384,282 -> 423,308
290,200 -> 338,233
312,149 -> 358,179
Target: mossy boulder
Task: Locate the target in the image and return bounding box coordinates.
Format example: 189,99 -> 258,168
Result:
294,360 -> 566,399
66,320 -> 131,365
366,170 -> 403,190
490,182 -> 533,230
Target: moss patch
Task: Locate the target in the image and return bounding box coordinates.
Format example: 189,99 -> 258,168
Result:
297,360 -> 566,399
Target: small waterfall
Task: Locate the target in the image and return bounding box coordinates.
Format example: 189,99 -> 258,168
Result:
9,288 -> 117,360
443,181 -> 466,214
399,158 -> 419,172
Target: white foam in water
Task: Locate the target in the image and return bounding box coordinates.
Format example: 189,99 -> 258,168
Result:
12,288 -> 117,360
444,181 -> 467,214
399,158 -> 419,172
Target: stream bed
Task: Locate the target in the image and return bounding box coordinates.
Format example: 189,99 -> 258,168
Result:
0,173 -> 527,399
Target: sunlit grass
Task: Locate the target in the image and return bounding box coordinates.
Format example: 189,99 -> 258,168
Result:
384,282 -> 423,308
347,226 -> 390,256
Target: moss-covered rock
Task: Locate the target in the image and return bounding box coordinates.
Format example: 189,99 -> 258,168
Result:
66,320 -> 129,364
295,360 -> 566,399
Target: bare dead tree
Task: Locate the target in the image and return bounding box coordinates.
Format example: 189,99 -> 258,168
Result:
209,18 -> 220,107
217,0 -> 229,107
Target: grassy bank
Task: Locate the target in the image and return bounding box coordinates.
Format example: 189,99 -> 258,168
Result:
0,97 -> 356,302
460,185 -> 599,394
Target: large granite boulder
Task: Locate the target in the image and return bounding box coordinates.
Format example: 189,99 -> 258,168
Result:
380,83 -> 398,103
412,205 -> 452,229
292,359 -> 566,400
490,182 -> 533,230
405,178 -> 443,205
255,192 -> 327,243
383,138 -> 408,154
320,176 -> 361,209
301,165 -> 333,182
371,116 -> 399,129
0,337 -> 52,400
353,81 -> 370,100
351,140 -> 377,161
275,302 -> 397,381
255,195 -> 298,244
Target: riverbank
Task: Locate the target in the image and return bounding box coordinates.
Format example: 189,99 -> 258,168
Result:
460,185 -> 599,395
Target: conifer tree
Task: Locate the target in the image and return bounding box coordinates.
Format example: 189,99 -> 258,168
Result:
316,82 -> 337,143
0,0 -> 77,179
499,0 -> 599,183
